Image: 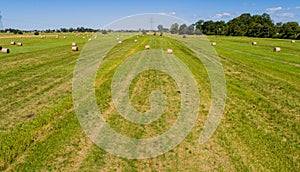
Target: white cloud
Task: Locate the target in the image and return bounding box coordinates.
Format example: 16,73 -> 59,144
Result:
266,7 -> 284,13
159,12 -> 176,16
210,13 -> 231,19
277,13 -> 296,18
296,6 -> 300,9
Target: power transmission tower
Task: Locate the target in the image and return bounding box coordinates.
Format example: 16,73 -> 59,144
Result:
0,11 -> 3,29
150,17 -> 154,31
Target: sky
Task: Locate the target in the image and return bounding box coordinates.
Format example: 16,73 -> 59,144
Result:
1,0 -> 300,30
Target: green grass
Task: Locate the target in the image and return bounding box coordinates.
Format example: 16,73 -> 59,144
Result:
0,33 -> 299,171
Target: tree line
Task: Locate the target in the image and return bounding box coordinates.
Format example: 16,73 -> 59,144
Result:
1,13 -> 299,39
0,27 -> 97,34
167,13 -> 300,39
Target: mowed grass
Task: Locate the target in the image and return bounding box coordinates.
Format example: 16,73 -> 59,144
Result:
0,33 -> 299,171
208,36 -> 300,171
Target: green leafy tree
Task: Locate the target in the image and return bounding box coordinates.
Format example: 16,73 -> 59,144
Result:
157,25 -> 163,32
179,24 -> 188,35
186,24 -> 195,35
170,23 -> 179,34
195,19 -> 204,31
281,22 -> 300,39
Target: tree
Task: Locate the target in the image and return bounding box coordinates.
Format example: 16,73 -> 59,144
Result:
274,22 -> 283,36
170,23 -> 179,34
194,28 -> 203,35
202,20 -> 216,35
179,24 -> 188,35
69,27 -> 75,32
186,24 -> 195,35
215,21 -> 226,35
296,33 -> 300,40
60,28 -> 68,32
157,25 -> 163,32
195,19 -> 204,31
281,22 -> 300,39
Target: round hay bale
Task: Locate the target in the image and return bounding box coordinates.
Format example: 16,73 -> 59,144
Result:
2,48 -> 10,53
118,41 -> 122,44
17,42 -> 23,46
72,42 -> 77,46
211,42 -> 217,46
72,46 -> 78,51
167,49 -> 173,54
56,35 -> 59,39
145,45 -> 150,49
10,41 -> 15,45
273,47 -> 281,52
252,42 -> 257,46
116,38 -> 120,41
63,36 -> 66,39
291,40 -> 296,43
134,39 -> 138,43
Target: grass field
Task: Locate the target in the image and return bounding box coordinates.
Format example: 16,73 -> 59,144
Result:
0,33 -> 299,171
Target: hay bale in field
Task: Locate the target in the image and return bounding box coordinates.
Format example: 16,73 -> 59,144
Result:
167,49 -> 173,54
118,41 -> 122,44
145,45 -> 150,49
10,41 -> 15,45
63,36 -> 66,39
252,42 -> 257,46
17,42 -> 22,46
116,38 -> 120,41
72,42 -> 77,46
41,36 -> 46,39
56,35 -> 59,39
72,46 -> 78,51
134,39 -> 138,43
291,40 -> 296,43
2,48 -> 10,53
273,47 -> 281,52
211,42 -> 217,46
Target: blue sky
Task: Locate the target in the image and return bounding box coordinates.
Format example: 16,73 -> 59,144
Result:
1,0 -> 300,30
